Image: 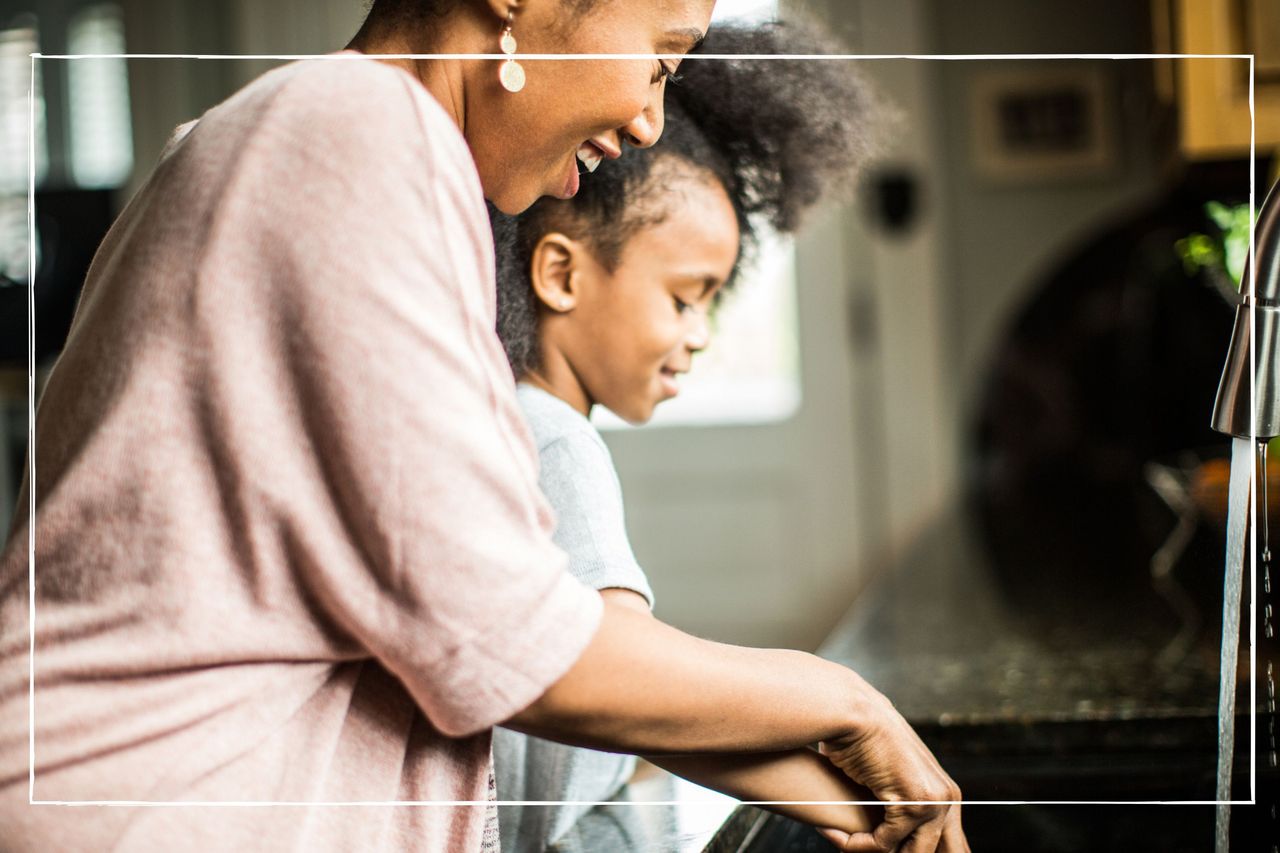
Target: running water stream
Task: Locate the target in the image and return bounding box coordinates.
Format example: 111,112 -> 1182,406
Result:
1215,437 -> 1254,852
1263,441 -> 1279,853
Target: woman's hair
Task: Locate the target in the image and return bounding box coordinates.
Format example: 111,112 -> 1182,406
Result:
492,19 -> 881,377
366,0 -> 598,25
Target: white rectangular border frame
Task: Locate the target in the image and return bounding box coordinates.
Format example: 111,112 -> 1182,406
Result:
23,50 -> 1257,810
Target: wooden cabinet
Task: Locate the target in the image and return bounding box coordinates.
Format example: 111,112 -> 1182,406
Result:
1163,0 -> 1280,158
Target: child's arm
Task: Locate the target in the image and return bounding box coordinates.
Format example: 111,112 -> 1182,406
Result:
600,589 -> 877,840
648,749 -> 878,841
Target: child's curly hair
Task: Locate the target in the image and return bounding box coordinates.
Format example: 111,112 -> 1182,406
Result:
492,19 -> 882,377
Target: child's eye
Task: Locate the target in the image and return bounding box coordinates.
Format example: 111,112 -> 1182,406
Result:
673,296 -> 692,314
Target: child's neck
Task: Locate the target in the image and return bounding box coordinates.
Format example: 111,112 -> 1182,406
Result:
520,370 -> 593,418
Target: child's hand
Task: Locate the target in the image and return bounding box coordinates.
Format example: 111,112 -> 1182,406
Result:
819,827 -> 856,850
817,807 -> 963,852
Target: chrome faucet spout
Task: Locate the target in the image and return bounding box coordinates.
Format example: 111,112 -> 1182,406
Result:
1253,182 -> 1280,305
1211,181 -> 1280,440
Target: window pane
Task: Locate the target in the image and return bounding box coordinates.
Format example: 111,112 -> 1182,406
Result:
1,19 -> 45,283
67,4 -> 132,189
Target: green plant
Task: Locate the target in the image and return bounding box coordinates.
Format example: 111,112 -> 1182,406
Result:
1175,201 -> 1254,290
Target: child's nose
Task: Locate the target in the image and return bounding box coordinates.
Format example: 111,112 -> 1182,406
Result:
685,313 -> 710,351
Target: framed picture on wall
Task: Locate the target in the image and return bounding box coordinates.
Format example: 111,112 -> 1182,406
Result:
968,65 -> 1119,183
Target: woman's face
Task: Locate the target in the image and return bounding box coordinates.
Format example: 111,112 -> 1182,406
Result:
469,0 -> 715,213
552,171 -> 739,424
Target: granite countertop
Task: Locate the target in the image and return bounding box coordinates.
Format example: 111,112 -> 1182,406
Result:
816,505 -> 1235,801
818,507 -> 1225,730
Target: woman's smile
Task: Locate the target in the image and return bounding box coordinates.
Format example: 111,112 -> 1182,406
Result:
576,141 -> 606,174
562,137 -> 621,198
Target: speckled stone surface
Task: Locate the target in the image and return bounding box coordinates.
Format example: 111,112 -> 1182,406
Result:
816,507 -> 1244,801
822,510 -> 1220,714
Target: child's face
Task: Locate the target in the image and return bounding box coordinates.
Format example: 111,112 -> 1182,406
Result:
544,174 -> 739,424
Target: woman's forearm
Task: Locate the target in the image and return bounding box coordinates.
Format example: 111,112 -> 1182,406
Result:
506,599 -> 876,755
646,749 -> 879,836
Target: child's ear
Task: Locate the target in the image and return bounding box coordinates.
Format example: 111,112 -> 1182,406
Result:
529,232 -> 583,313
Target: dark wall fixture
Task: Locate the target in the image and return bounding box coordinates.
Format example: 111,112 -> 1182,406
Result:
0,188 -> 114,367
864,167 -> 920,236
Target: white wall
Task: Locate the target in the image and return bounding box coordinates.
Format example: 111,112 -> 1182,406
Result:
820,0 -> 961,556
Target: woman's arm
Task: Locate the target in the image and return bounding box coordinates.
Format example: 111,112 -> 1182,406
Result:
506,598 -> 875,755
506,599 -> 967,852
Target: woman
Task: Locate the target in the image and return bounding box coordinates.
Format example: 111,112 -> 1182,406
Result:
0,2 -> 965,851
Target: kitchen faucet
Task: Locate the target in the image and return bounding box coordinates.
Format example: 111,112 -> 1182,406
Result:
1212,179 -> 1280,441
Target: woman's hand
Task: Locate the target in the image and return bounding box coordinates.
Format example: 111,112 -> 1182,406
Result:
817,690 -> 969,853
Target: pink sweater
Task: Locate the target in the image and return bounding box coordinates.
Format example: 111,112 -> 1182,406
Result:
0,56 -> 602,852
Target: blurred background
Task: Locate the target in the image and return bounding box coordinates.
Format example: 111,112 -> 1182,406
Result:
1,0 -> 1277,846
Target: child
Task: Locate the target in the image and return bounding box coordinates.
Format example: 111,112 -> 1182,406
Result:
490,21 -> 880,853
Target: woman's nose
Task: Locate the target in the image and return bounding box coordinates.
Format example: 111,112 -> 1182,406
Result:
622,86 -> 665,149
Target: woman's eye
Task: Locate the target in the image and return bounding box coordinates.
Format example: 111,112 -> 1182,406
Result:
653,60 -> 683,86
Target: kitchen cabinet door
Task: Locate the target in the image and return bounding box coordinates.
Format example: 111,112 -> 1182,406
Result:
1169,0 -> 1280,158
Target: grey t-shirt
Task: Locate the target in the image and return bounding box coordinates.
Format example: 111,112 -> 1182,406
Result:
495,384 -> 654,853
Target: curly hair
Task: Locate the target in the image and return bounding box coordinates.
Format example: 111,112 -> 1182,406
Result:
492,19 -> 882,378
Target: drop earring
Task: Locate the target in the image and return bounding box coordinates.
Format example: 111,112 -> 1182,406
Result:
498,11 -> 525,93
